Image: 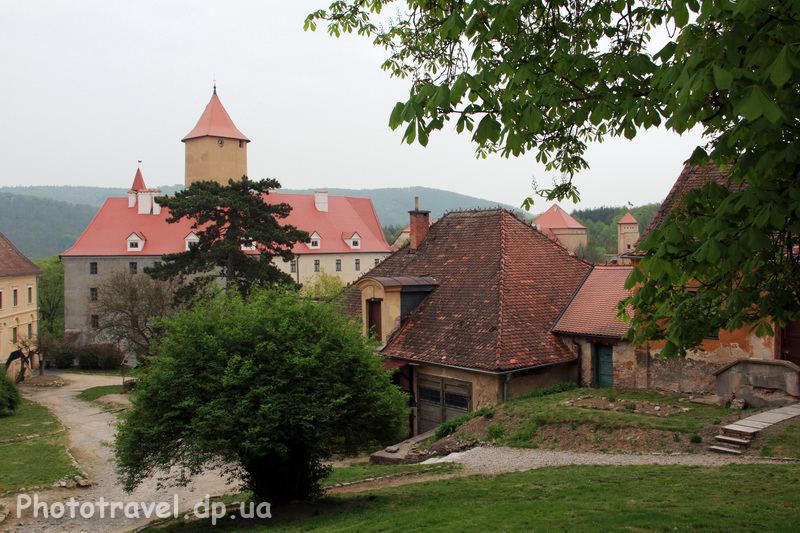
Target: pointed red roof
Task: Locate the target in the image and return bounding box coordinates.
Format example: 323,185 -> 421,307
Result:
533,204 -> 585,230
130,168 -> 146,192
618,212 -> 638,224
182,92 -> 250,142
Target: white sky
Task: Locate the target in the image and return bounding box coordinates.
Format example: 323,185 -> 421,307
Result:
0,1 -> 704,211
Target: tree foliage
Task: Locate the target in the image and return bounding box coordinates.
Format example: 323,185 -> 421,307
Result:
114,288 -> 407,503
33,255 -> 64,337
300,269 -> 346,300
308,0 -> 800,352
91,270 -> 178,362
146,177 -> 309,299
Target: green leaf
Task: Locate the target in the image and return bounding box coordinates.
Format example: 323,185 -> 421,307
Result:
712,66 -> 733,90
768,46 -> 794,88
733,86 -> 782,123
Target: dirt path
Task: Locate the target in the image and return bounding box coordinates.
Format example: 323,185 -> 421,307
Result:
1,373 -> 235,533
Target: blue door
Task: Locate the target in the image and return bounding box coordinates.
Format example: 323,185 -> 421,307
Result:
595,345 -> 614,388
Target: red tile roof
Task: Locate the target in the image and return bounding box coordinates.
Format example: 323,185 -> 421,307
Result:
618,212 -> 637,224
635,163 -> 741,249
182,92 -> 249,142
533,204 -> 585,230
129,168 -> 146,192
0,232 -> 42,278
552,265 -> 633,339
62,190 -> 390,257
347,209 -> 592,372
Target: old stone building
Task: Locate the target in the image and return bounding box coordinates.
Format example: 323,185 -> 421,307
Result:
346,207 -> 592,435
61,90 -> 390,345
532,204 -> 588,254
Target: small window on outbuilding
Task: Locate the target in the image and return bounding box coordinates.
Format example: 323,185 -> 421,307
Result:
336,259 -> 341,271
90,262 -> 98,275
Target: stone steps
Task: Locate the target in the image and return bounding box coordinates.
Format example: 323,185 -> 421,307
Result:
708,445 -> 744,455
709,402 -> 800,455
714,434 -> 751,446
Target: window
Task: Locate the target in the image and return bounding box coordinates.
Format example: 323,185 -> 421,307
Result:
444,391 -> 470,410
129,241 -> 139,249
27,324 -> 32,338
335,259 -> 341,272
374,258 -> 380,267
90,287 -> 98,301
308,232 -> 322,249
13,289 -> 18,306
239,140 -> 244,148
90,262 -> 98,275
0,292 -> 3,308
351,239 -> 360,248
91,315 -> 99,328
129,262 -> 138,274
310,240 -> 319,248
355,259 -> 361,271
419,387 -> 441,404
11,327 -> 17,343
627,243 -> 632,250
314,260 -> 320,272
290,260 -> 297,273
28,287 -> 32,303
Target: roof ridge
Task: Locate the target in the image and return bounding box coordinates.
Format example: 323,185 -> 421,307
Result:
496,210 -> 508,370
0,232 -> 42,277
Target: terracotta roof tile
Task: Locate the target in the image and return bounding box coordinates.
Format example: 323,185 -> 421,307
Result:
129,168 -> 146,191
348,209 -> 592,371
0,232 -> 42,278
62,191 -> 390,257
618,212 -> 637,224
533,204 -> 585,229
182,92 -> 249,142
552,265 -> 633,339
635,163 -> 742,249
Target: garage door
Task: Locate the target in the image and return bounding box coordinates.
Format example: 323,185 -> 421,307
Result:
417,375 -> 471,434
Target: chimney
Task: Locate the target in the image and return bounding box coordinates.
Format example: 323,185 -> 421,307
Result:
409,196 -> 430,250
314,191 -> 328,212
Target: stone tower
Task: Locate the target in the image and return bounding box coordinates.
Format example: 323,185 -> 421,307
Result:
182,88 -> 249,188
617,212 -> 640,256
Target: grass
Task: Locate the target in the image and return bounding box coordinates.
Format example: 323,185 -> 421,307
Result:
157,464 -> 800,532
499,387 -> 736,435
761,421 -> 800,458
78,384 -> 124,402
323,462 -> 460,486
58,367 -> 140,377
0,400 -> 79,493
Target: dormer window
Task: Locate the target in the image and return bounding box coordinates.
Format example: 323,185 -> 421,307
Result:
185,232 -> 200,251
241,241 -> 257,251
126,232 -> 145,252
344,232 -> 362,250
308,232 -> 322,250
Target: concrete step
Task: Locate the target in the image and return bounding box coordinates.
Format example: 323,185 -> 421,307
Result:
708,445 -> 743,455
721,424 -> 762,437
714,434 -> 751,447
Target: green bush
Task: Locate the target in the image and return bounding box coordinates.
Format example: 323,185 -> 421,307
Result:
94,345 -> 125,370
54,344 -> 78,369
487,423 -> 506,440
690,434 -> 702,444
77,346 -> 99,369
0,373 -> 22,416
517,382 -> 579,401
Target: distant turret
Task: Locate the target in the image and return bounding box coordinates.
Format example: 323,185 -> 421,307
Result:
617,212 -> 640,257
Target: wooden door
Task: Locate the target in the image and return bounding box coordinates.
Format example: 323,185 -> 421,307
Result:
784,318 -> 800,367
594,344 -> 614,388
417,375 -> 471,434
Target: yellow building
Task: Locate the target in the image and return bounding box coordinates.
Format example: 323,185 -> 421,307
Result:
0,232 -> 41,379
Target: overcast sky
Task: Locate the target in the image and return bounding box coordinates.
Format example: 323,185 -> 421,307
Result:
0,1 -> 704,211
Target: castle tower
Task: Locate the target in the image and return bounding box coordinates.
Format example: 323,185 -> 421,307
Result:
617,212 -> 640,256
182,87 -> 249,188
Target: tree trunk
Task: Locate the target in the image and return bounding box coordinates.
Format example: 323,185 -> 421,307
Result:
226,254 -> 235,290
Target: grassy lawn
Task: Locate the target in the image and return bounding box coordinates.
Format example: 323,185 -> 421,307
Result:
323,462 -> 460,486
499,387 -> 735,434
58,367 -> 140,377
158,464 -> 800,532
0,400 -> 79,494
761,421 -> 800,458
78,384 -> 124,401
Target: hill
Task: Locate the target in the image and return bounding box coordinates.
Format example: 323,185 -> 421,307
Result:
0,194 -> 98,260
0,185 -> 182,207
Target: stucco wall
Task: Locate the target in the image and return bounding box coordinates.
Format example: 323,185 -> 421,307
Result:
63,256 -> 162,343
277,252 -> 389,286
617,223 -> 640,255
355,279 -> 401,343
551,228 -> 587,253
1,273 -> 39,374
506,361 -> 578,399
184,136 -> 248,188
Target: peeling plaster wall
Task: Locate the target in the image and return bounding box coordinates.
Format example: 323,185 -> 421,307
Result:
506,361 -> 578,399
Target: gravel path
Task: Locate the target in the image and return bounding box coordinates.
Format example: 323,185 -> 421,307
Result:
1,373 -> 235,533
423,446 -> 787,474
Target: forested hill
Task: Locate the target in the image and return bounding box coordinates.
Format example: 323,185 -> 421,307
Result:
0,194 -> 97,260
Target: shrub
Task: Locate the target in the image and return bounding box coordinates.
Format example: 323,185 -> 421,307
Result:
95,345 -> 125,370
54,344 -> 79,369
77,346 -> 99,369
434,407 -> 493,440
690,434 -> 702,444
487,423 -> 506,440
0,373 -> 21,416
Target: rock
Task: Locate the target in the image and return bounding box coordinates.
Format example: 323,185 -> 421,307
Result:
730,398 -> 747,410
59,481 -> 67,487
654,406 -> 661,411
76,478 -> 92,488
385,446 -> 400,453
